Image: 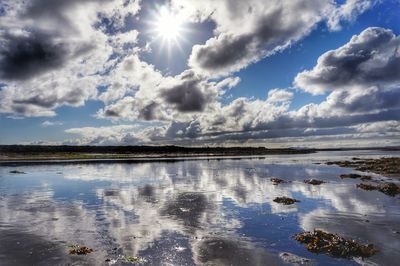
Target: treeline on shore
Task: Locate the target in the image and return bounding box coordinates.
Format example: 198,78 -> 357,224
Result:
0,145 -> 315,155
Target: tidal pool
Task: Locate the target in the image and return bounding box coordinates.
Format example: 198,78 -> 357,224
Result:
0,151 -> 399,265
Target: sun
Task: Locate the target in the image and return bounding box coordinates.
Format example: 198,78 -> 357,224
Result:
154,8 -> 183,41
147,6 -> 188,53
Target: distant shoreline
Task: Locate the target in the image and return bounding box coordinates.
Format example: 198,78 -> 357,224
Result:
0,145 -> 314,165
0,145 -> 399,165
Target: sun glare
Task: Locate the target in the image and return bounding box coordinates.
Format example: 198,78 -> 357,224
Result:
155,8 -> 183,41
148,6 -> 189,54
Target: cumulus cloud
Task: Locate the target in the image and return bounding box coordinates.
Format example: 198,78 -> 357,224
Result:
0,0 -> 141,117
290,27 -> 400,139
171,0 -> 375,77
295,27 -> 400,95
0,31 -> 67,81
2,0 -> 397,147
69,27 -> 400,146
98,62 -> 241,122
355,120 -> 400,133
65,125 -> 140,145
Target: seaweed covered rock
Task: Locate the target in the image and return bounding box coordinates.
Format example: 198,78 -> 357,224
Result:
123,256 -> 147,263
270,178 -> 286,185
9,170 -> 26,174
304,179 -> 325,185
357,182 -> 400,197
273,197 -> 300,205
68,245 -> 93,255
340,174 -> 373,181
295,230 -> 378,259
340,174 -> 361,179
329,158 -> 400,177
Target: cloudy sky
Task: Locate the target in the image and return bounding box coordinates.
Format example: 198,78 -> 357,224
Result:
0,0 -> 399,147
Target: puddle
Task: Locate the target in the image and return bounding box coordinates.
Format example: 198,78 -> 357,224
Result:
0,150 -> 399,265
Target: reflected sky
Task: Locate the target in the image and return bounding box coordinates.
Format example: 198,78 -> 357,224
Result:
0,151 -> 399,265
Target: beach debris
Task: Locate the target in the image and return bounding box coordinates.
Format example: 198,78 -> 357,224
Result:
273,197 -> 300,205
9,170 -> 26,174
68,244 -> 93,255
271,178 -> 286,185
304,179 -> 325,185
122,256 -> 147,264
295,230 -> 378,259
105,258 -> 118,265
357,182 -> 400,197
279,252 -> 313,265
339,174 -> 372,181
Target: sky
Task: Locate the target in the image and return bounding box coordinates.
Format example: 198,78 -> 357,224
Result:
0,0 -> 399,147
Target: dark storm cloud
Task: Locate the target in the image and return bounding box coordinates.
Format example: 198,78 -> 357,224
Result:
23,0 -> 106,22
295,27 -> 400,94
160,71 -> 216,113
138,102 -> 159,121
0,32 -> 67,81
160,80 -> 207,112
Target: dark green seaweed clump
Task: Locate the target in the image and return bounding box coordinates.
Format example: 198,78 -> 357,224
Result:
295,230 -> 378,258
273,197 -> 300,205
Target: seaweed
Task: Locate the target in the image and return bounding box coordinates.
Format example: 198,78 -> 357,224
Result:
270,178 -> 286,185
357,182 -> 400,197
273,197 -> 300,205
68,245 -> 93,255
122,256 -> 147,264
304,179 -> 325,185
295,230 -> 378,259
328,158 -> 400,177
9,170 -> 26,174
340,174 -> 373,181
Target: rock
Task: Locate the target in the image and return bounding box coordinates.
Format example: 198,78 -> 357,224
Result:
340,174 -> 362,179
328,158 -> 400,178
270,178 -> 286,185
279,252 -> 313,265
9,170 -> 26,174
273,197 -> 300,205
304,179 -> 325,185
357,182 -> 400,197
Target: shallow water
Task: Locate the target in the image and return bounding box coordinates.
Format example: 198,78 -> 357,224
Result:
0,151 -> 399,266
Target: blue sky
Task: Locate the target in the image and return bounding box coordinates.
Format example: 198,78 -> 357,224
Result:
0,0 -> 399,147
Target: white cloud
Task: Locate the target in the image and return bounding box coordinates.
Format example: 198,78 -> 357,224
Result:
41,120 -> 63,127
0,0 -> 142,117
295,27 -> 400,95
171,0 -> 375,77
